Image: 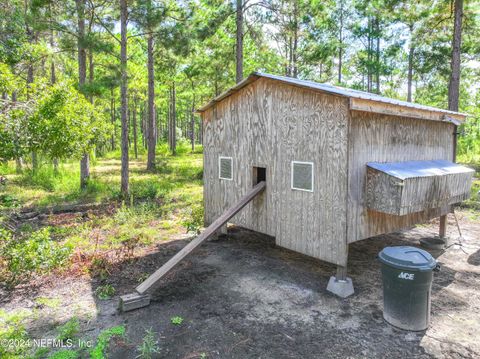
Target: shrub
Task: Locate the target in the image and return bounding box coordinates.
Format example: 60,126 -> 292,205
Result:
0,228 -> 72,285
182,204 -> 204,234
95,284 -> 115,300
0,309 -> 30,357
57,317 -> 80,341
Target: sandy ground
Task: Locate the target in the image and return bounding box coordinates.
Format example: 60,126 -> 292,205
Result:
1,211 -> 479,358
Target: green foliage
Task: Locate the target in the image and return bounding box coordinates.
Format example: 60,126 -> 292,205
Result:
89,325 -> 125,359
0,228 -> 72,285
170,316 -> 184,325
136,328 -> 160,359
182,203 -> 203,234
56,317 -> 80,341
47,349 -> 79,359
94,284 -> 115,300
0,194 -> 19,209
0,309 -> 30,357
29,82 -> 111,160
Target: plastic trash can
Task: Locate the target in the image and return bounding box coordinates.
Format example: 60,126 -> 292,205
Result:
378,246 -> 438,331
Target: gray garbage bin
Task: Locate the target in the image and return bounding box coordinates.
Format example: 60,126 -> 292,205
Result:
378,246 -> 438,331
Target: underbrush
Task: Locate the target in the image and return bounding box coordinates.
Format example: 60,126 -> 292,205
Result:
0,227 -> 72,287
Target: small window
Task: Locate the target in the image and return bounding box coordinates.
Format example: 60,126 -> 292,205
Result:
219,156 -> 233,180
291,161 -> 314,192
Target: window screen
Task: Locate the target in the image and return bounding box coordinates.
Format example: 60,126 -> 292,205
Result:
219,157 -> 233,180
291,161 -> 314,192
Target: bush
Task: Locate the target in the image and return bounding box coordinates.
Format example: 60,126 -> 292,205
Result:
57,317 -> 80,341
94,284 -> 115,300
0,309 -> 30,357
182,204 -> 204,234
0,228 -> 72,285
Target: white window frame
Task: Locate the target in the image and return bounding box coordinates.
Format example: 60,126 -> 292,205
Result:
218,156 -> 233,181
291,161 -> 314,192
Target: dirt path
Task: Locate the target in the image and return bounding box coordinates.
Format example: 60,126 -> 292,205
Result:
2,212 -> 479,358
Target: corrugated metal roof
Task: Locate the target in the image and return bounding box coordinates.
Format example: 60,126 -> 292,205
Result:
367,160 -> 474,180
196,72 -> 466,119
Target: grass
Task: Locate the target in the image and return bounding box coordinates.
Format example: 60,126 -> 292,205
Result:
94,284 -> 116,300
0,142 -> 204,283
89,325 -> 126,359
0,142 -> 203,210
136,328 -> 160,359
56,317 -> 80,341
170,316 -> 184,325
0,227 -> 73,286
0,309 -> 31,357
0,144 -> 204,357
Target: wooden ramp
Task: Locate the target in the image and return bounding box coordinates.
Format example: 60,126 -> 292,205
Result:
119,181 -> 266,312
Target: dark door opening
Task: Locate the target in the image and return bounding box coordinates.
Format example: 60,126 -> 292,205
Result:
253,166 -> 266,185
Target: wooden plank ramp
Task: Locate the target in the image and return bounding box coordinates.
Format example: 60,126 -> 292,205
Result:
119,181 -> 266,312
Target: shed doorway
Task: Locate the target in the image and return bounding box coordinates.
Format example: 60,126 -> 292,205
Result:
253,166 -> 266,185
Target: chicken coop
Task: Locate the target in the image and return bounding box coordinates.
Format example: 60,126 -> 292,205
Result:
196,72 -> 474,297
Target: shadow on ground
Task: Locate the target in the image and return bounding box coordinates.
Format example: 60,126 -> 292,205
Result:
97,226 -> 445,359
2,223 -> 478,358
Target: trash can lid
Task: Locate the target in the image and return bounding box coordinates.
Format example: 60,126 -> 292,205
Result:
378,246 -> 436,271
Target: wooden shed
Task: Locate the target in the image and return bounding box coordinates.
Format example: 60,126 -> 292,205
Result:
197,72 -> 474,297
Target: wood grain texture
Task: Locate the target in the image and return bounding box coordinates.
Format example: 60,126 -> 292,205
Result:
202,78 -> 349,266
350,98 -> 465,124
347,111 -> 455,243
366,167 -> 473,215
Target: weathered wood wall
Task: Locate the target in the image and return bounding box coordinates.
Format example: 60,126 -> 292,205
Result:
203,78 -> 350,266
366,166 -> 473,216
347,111 -> 455,243
203,78 -> 458,265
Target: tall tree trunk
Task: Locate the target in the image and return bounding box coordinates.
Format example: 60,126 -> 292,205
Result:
120,0 -> 129,196
235,0 -> 243,83
50,33 -> 56,85
367,17 -> 373,93
133,98 -> 138,159
448,0 -> 463,112
338,0 -> 344,84
11,91 -> 23,173
111,94 -> 115,150
292,2 -> 298,78
146,33 -> 156,170
88,49 -> 94,103
28,53 -> 36,174
168,87 -> 172,150
375,17 -> 380,94
442,0 -> 463,237
191,99 -> 195,152
171,82 -> 176,155
51,30 -> 59,175
76,0 -> 89,189
25,6 -> 37,173
407,26 -> 414,102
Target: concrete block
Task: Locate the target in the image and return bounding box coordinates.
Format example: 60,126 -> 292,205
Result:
327,276 -> 355,298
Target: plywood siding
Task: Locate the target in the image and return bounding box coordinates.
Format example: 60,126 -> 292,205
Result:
203,78 -> 349,266
347,111 -> 455,243
366,167 -> 473,216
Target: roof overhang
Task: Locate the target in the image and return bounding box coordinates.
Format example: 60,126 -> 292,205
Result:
196,72 -> 467,124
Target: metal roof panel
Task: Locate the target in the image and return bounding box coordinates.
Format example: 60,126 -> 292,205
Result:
367,160 -> 474,180
196,72 -> 467,120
